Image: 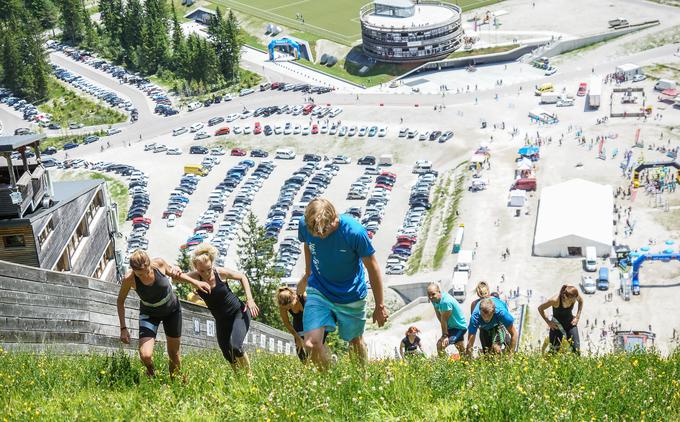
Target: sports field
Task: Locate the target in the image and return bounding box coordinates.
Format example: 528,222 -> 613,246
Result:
210,0 -> 502,45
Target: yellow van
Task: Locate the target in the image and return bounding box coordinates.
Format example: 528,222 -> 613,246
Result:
184,164 -> 209,176
534,83 -> 554,96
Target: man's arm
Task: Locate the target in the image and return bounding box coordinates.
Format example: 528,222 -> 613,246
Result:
362,254 -> 388,327
439,310 -> 451,337
297,243 -> 312,295
507,324 -> 518,354
465,333 -> 476,356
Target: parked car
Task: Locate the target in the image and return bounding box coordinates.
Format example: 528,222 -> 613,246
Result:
231,148 -> 247,156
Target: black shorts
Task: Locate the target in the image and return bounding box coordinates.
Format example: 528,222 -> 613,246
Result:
139,306 -> 182,339
479,325 -> 510,352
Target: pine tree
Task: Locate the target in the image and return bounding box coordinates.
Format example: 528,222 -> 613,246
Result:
59,0 -> 85,45
23,0 -> 58,29
170,1 -> 185,72
224,10 -> 241,81
141,0 -> 169,74
207,7 -> 231,81
121,0 -> 144,67
237,212 -> 282,329
99,0 -> 123,40
1,31 -> 21,94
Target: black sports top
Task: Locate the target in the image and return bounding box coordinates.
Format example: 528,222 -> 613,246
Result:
553,297 -> 575,330
289,294 -> 306,334
196,270 -> 243,318
134,267 -> 179,317
401,335 -> 421,352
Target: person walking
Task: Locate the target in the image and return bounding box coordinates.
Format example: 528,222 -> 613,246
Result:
117,250 -> 211,377
466,297 -> 517,356
537,285 -> 583,354
297,198 -> 388,369
399,326 -> 424,358
427,283 -> 467,356
188,244 -> 260,372
276,286 -> 329,362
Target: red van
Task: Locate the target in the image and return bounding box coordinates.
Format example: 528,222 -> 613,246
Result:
512,178 -> 537,191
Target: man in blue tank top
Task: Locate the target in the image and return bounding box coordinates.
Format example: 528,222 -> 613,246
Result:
297,198 -> 388,368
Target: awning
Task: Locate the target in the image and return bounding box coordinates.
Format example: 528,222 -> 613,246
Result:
518,146 -> 539,156
661,88 -> 678,97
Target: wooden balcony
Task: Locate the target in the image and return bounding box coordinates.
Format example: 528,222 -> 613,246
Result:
0,171 -> 34,218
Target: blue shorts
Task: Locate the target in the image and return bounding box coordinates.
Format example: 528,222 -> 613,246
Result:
447,327 -> 467,344
303,287 -> 367,341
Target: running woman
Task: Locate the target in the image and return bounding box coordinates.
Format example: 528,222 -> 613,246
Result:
427,282 -> 467,356
276,286 -> 329,362
117,250 -> 211,377
399,326 -> 424,358
469,281 -> 500,353
297,198 -> 388,369
538,285 -> 583,354
188,244 -> 260,372
466,297 -> 518,356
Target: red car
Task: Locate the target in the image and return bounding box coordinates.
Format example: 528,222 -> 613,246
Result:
380,171 -> 397,179
162,210 -> 182,219
302,104 -> 315,115
397,235 -> 417,244
375,183 -> 393,191
194,223 -> 214,233
231,148 -> 246,156
215,127 -> 230,136
253,125 -> 262,135
311,124 -> 319,134
577,82 -> 587,97
132,217 -> 151,225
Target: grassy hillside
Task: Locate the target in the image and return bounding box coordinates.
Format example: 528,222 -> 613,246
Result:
1,348 -> 679,420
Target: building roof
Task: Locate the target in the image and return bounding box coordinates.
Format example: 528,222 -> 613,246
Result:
0,179 -> 104,227
184,6 -> 217,19
0,134 -> 46,152
534,179 -> 613,247
364,1 -> 458,28
375,0 -> 414,8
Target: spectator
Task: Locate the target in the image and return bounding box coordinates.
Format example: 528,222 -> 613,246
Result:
466,297 -> 517,355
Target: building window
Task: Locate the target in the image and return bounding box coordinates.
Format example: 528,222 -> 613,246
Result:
93,242 -> 115,279
56,250 -> 70,271
3,235 -> 25,248
38,218 -> 54,246
85,190 -> 104,225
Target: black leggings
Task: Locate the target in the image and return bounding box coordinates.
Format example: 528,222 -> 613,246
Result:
549,326 -> 580,354
216,308 -> 251,363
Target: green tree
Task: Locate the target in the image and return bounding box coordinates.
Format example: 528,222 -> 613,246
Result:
169,1 -> 185,73
140,0 -> 169,74
224,10 -> 241,81
236,212 -> 282,329
121,0 -> 143,67
99,0 -> 123,41
23,0 -> 58,29
59,0 -> 85,44
175,248 -> 192,300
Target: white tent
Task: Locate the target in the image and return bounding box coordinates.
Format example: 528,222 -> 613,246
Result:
615,63 -> 642,80
508,189 -> 526,207
516,158 -> 533,170
533,179 -> 613,257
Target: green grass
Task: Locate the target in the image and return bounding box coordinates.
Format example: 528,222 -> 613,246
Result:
447,43 -> 519,59
38,78 -> 127,127
211,0 -> 502,46
298,54 -> 417,87
56,171 -> 129,224
406,176 -> 448,275
1,349 -> 679,420
40,131 -> 107,150
150,68 -> 262,102
432,168 -> 467,270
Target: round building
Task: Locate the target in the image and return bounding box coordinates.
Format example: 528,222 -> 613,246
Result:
360,0 -> 463,63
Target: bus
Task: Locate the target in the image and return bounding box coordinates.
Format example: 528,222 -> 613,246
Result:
452,224 -> 465,253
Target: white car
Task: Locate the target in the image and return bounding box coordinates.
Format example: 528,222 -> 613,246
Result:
240,110 -> 253,119
333,155 -> 351,164
188,101 -> 202,111
166,147 -> 182,155
239,88 -> 255,96
302,126 -> 310,135
632,74 -> 646,82
172,127 -> 188,136
386,264 -> 405,275
190,122 -> 204,132
210,147 -> 225,155
274,125 -> 283,134
283,124 -> 293,135
107,127 -> 122,136
293,125 -> 301,134
225,113 -> 239,122
378,127 -> 387,137
545,67 -> 558,76
581,275 -> 596,294
243,126 -> 252,134
233,125 -> 242,134
358,126 -> 368,137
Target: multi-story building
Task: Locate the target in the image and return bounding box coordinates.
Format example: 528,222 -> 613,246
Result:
0,134 -> 121,281
360,0 -> 463,63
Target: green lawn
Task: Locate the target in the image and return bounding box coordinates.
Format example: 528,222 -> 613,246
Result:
38,78 -> 128,127
40,131 -> 107,151
150,68 -> 261,101
1,350 -> 679,420
211,0 -> 503,46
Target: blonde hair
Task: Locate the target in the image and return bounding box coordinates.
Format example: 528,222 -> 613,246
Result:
475,281 -> 490,298
191,243 -> 218,269
480,298 -> 496,315
276,286 -> 297,307
304,198 -> 338,237
129,250 -> 151,270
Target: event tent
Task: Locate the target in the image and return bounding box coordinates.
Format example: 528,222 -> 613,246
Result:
533,179 -> 613,257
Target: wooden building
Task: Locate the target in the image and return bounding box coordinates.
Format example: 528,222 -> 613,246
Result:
0,135 -> 120,282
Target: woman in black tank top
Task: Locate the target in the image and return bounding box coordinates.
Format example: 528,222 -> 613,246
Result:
117,250 -> 211,377
276,287 -> 308,361
538,284 -> 583,354
189,244 -> 260,372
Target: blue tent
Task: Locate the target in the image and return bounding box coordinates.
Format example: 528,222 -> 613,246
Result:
518,146 -> 540,156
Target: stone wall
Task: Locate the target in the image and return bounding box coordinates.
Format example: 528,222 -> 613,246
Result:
0,261 -> 295,355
